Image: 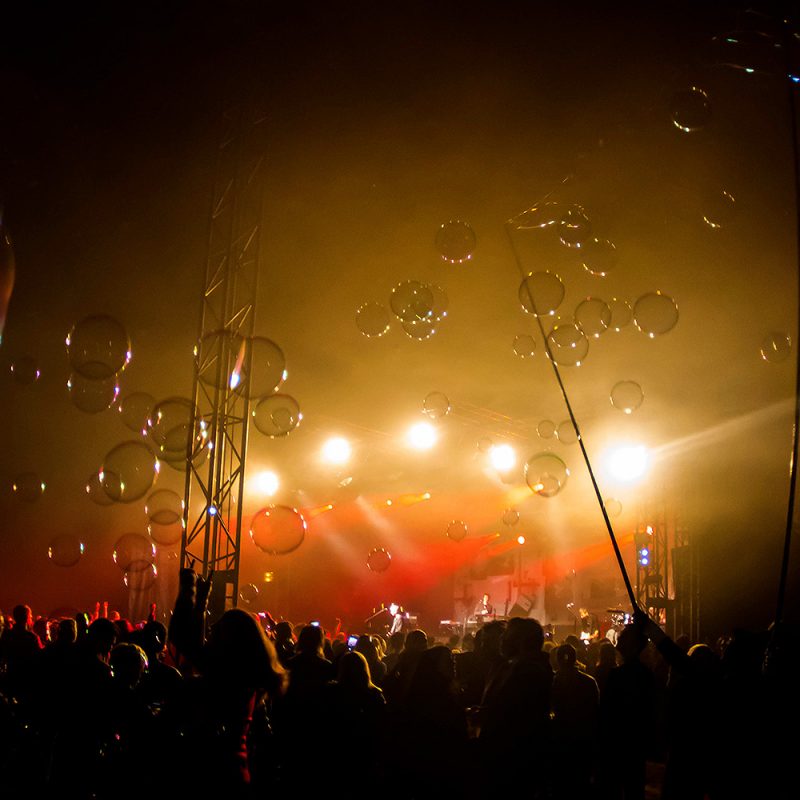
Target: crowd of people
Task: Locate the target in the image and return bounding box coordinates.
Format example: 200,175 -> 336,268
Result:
0,570 -> 795,799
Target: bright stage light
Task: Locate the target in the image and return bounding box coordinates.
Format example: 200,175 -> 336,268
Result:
322,437 -> 351,464
489,443 -> 516,472
606,444 -> 649,482
407,422 -> 437,450
517,535 -> 526,545
252,470 -> 279,496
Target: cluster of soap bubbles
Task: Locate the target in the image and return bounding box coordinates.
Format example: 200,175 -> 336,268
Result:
66,315 -> 131,414
250,505 -> 307,555
356,282 -> 449,341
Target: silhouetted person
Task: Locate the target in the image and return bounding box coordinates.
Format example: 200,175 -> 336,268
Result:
0,605 -> 42,703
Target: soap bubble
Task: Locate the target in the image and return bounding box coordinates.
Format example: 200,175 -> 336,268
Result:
512,202 -> 562,230
546,322 -> 589,366
67,373 -> 120,414
101,440 -> 159,503
446,520 -> 468,542
435,220 -> 476,264
605,498 -> 623,518
519,272 -> 565,316
10,356 -> 40,384
711,30 -> 781,75
12,472 -> 45,501
367,547 -> 392,572
149,398 -> 195,456
0,224 -> 16,346
242,337 -> 287,399
429,284 -> 449,321
476,436 -> 493,453
85,471 -> 114,506
633,292 -> 679,337
118,392 -> 155,435
513,334 -> 536,358
356,302 -> 391,337
113,532 -> 155,572
610,381 -> 644,414
525,452 -> 569,497
66,314 -> 131,380
124,563 -> 158,591
761,332 -> 792,362
581,238 -> 618,277
48,535 -> 85,567
608,298 -> 633,331
423,391 -> 450,419
556,420 -> 577,444
537,419 -> 556,439
502,508 -> 520,526
702,190 -> 737,229
240,583 -> 259,604
196,330 -> 245,389
671,86 -> 711,133
252,394 -> 302,437
559,206 -> 592,248
147,519 -> 184,547
390,281 -> 434,323
402,318 -> 437,340
574,297 -> 611,338
145,489 -> 183,525
250,505 -> 307,555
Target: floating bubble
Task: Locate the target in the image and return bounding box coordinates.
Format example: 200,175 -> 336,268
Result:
145,489 -> 184,525
402,318 -> 437,340
101,440 -> 159,503
610,381 -> 644,414
367,546 -> 392,572
633,292 -> 679,337
12,472 -> 45,501
356,302 -> 391,337
513,334 -> 536,358
711,30 -> 781,75
537,419 -> 556,439
196,329 -> 245,389
556,420 -> 577,444
671,86 -> 711,133
761,332 -> 792,363
67,373 -> 120,414
435,220 -> 476,264
113,532 -> 155,572
0,224 -> 16,346
446,520 -> 468,542
147,519 -> 184,547
124,563 -> 158,591
48,535 -> 85,567
476,436 -> 494,453
525,452 -> 569,497
581,238 -> 618,277
250,505 -> 307,555
429,285 -> 449,321
149,397 -> 195,456
502,509 -> 520,526
66,314 -> 131,380
390,281 -> 434,323
546,322 -> 589,366
575,297 -> 611,338
608,298 -> 633,332
85,471 -> 114,506
518,271 -> 565,316
252,393 -> 302,437
10,356 -> 40,384
423,391 -> 450,419
605,498 -> 623,518
702,190 -> 737,229
512,202 -> 562,230
118,392 -> 154,435
242,337 -> 287,399
240,583 -> 259,604
559,206 -> 592,248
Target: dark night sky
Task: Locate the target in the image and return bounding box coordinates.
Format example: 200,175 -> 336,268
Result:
0,1 -> 798,634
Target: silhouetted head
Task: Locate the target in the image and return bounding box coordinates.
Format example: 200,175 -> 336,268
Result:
337,650 -> 375,692
296,623 -> 326,657
388,630 -> 406,653
479,620 -> 506,656
501,617 -> 544,659
110,643 -> 148,688
598,641 -> 617,666
140,620 -> 167,659
354,634 -> 379,663
56,618 -> 77,645
274,621 -> 294,643
556,643 -> 577,669
88,618 -> 118,659
405,629 -> 428,653
616,624 -> 647,661
688,643 -> 720,677
12,604 -> 31,628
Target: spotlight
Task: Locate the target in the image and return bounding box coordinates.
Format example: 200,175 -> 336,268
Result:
517,535 -> 526,545
606,444 -> 649,482
407,422 -> 437,450
252,470 -> 279,496
322,437 -> 351,464
489,444 -> 516,472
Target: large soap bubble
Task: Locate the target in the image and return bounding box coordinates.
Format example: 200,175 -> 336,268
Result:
241,336 -> 287,399
702,190 -> 736,229
611,381 -> 644,414
66,314 -> 131,380
671,86 -> 711,133
101,441 -> 159,503
513,334 -> 536,358
435,220 -> 476,264
250,505 -> 307,555
48,535 -> 85,567
556,420 -> 577,444
608,298 -> 632,332
537,419 -> 556,439
559,206 -> 592,248
149,397 -> 195,456
125,564 -> 158,591
252,394 -> 302,437
502,509 -> 520,526
145,489 -> 183,525
196,330 -> 244,389
423,391 -> 450,419
118,392 -> 154,435
402,319 -> 437,341
390,281 -> 434,323
605,498 -> 623,518
85,471 -> 114,506
525,452 -> 569,497
446,520 -> 468,542
512,202 -> 561,230
429,285 -> 449,321
113,532 -> 155,572
10,356 -> 40,384
546,323 -> 589,366
148,519 -> 184,547
367,547 -> 392,572
67,373 -> 120,414
761,332 -> 792,363
633,292 -> 679,337
12,472 -> 45,501
581,238 -> 618,277
575,297 -> 611,338
240,583 -> 259,604
519,272 -> 565,316
356,303 -> 391,337
711,30 -> 780,75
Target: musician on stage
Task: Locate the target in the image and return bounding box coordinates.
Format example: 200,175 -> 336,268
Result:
579,607 -> 599,642
474,593 -> 495,619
